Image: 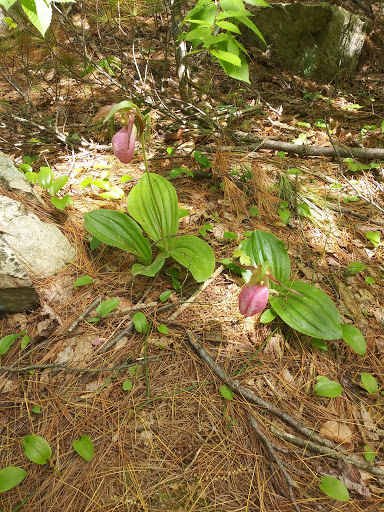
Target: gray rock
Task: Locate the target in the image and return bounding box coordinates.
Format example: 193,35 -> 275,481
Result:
0,195 -> 76,277
0,153 -> 76,313
0,152 -> 44,204
245,3 -> 366,81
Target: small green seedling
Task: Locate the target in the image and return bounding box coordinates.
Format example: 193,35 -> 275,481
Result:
122,379 -> 133,391
132,312 -> 148,333
170,167 -> 194,178
223,231 -> 238,240
193,150 -> 211,169
319,476 -> 350,501
365,276 -> 375,285
199,223 -> 213,237
88,298 -> 120,323
364,445 -> 375,462
361,373 -> 378,394
0,467 -> 27,493
73,435 -> 94,462
23,435 -> 52,465
74,276 -> 94,287
366,231 -> 380,247
311,339 -> 328,351
31,405 -> 41,414
314,376 -> 343,398
157,324 -> 169,335
346,262 -> 366,275
0,333 -> 19,356
159,290 -> 172,303
219,385 -> 234,400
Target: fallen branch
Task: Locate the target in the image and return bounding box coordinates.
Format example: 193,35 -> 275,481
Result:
201,132 -> 384,161
185,331 -> 384,479
270,426 -> 384,481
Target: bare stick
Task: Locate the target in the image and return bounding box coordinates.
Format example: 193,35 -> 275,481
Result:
67,295 -> 104,333
169,265 -> 224,321
248,415 -> 300,511
270,426 -> 384,480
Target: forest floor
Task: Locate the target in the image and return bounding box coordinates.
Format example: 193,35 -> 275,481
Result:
0,3 -> 384,511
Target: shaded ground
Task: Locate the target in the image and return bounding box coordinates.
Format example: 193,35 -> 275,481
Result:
0,2 -> 384,511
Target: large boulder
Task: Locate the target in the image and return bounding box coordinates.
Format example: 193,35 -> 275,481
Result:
0,152 -> 76,314
245,3 -> 366,81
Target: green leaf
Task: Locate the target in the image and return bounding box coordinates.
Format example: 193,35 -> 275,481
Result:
218,48 -> 250,83
36,166 -> 53,188
223,231 -> 238,239
366,231 -> 380,247
365,276 -> 375,284
278,209 -> 290,225
133,312 -> 148,333
79,177 -> 93,189
90,237 -> 102,250
219,385 -> 234,400
319,476 -> 350,501
131,252 -> 166,277
0,1 -> 18,11
244,0 -> 270,5
92,179 -> 110,190
20,335 -> 31,350
23,435 -> 52,465
21,0 -> 52,36
50,195 -> 73,210
157,324 -> 169,335
48,175 -> 68,196
311,339 -> 328,351
19,163 -> 33,172
0,467 -> 27,493
96,298 -> 120,317
168,235 -> 215,282
73,276 -> 93,287
84,209 -> 152,265
73,435 -> 94,462
270,282 -> 343,340
121,174 -> 133,183
31,405 -> 41,414
159,290 -> 172,302
314,376 -> 343,397
346,262 -> 366,275
297,203 -> 311,217
178,208 -> 190,219
193,151 -> 211,168
101,100 -> 141,123
127,173 -> 179,247
211,49 -> 241,66
240,230 -> 291,287
364,445 -> 375,462
361,373 -> 378,394
0,334 -> 18,355
216,20 -> 241,33
122,379 -> 133,391
259,309 -> 277,323
237,15 -> 266,45
220,0 -> 245,10
99,185 -> 125,199
185,26 -> 212,42
341,324 -> 366,355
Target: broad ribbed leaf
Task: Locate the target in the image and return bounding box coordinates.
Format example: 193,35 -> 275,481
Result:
23,435 -> 52,465
127,173 -> 179,247
84,209 -> 151,265
36,167 -> 53,188
131,252 -> 167,277
0,467 -> 27,492
270,281 -> 343,340
240,230 -> 291,286
168,235 -> 215,282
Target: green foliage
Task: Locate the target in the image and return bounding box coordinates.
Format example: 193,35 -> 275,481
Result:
180,0 -> 269,83
159,290 -> 172,302
314,376 -> 343,398
88,298 -> 120,323
366,231 -> 380,247
122,379 -> 133,391
73,435 -> 94,462
0,333 -> 18,355
319,476 -> 350,501
364,445 -> 375,462
157,324 -> 169,335
73,276 -> 93,287
219,385 -> 234,400
0,467 -> 27,493
361,373 -> 378,394
133,312 -> 148,333
23,435 -> 52,465
341,324 -> 366,355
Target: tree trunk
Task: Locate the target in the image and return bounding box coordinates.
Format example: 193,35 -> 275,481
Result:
170,0 -> 190,102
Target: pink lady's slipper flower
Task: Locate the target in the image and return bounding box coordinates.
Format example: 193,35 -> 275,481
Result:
239,283 -> 269,317
112,115 -> 137,163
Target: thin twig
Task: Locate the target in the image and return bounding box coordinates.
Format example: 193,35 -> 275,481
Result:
67,295 -> 104,333
0,358 -> 160,374
169,265 -> 224,321
248,415 -> 300,512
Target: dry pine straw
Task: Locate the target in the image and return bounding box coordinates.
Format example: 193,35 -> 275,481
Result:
1,154 -> 383,511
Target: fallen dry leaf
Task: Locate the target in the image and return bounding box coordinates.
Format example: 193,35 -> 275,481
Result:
320,420 -> 353,448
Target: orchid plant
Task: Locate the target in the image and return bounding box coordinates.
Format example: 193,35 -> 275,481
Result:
84,101 -> 215,283
230,229 -> 366,354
